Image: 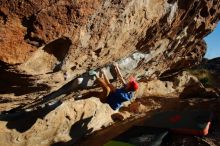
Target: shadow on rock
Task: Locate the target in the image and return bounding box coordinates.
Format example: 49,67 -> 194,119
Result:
0,61 -> 50,96
52,114 -> 93,146
4,101 -> 61,133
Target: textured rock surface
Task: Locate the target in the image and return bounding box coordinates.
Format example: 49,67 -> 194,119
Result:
0,98 -> 114,146
0,0 -> 220,146
1,0 -> 220,89
135,71 -> 218,98
1,70 -> 217,146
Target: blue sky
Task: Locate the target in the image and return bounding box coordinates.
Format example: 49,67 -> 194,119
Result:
204,22 -> 220,59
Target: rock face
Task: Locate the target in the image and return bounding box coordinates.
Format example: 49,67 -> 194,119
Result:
0,0 -> 219,103
1,0 -> 219,78
0,98 -> 114,146
136,71 -> 216,99
0,0 -> 220,146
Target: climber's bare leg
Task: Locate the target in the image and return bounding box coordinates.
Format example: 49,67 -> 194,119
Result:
101,69 -> 116,92
96,78 -> 111,103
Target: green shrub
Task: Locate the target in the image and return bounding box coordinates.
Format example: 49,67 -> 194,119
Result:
199,77 -> 210,86
187,69 -> 214,87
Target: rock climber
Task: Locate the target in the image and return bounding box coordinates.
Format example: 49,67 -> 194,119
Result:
94,63 -> 139,110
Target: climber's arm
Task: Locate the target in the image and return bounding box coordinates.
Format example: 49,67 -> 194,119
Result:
113,63 -> 126,86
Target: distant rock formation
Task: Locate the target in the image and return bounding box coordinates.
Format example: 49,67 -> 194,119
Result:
200,57 -> 220,75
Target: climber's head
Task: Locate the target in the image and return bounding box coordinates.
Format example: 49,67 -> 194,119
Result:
126,77 -> 139,91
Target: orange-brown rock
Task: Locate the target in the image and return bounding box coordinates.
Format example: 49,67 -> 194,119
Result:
0,0 -> 219,101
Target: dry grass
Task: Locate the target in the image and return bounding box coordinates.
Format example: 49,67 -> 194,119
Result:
187,68 -> 214,87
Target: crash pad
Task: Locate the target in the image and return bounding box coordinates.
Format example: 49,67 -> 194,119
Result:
144,110 -> 213,136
